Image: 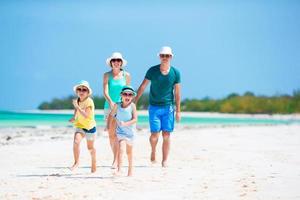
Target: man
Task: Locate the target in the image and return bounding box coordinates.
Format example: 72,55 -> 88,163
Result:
135,46 -> 181,167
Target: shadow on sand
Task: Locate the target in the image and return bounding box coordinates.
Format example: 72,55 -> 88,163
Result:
39,165 -> 151,169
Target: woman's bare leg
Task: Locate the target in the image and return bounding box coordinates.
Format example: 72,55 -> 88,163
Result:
108,119 -> 118,168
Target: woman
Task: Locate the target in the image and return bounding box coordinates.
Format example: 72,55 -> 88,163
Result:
103,52 -> 131,168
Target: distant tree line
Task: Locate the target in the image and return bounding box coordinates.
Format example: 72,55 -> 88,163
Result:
38,93 -> 150,110
38,90 -> 300,114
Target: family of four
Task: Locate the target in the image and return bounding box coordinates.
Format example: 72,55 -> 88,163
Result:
69,46 -> 181,176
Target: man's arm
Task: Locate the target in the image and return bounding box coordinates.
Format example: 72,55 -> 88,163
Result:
174,83 -> 181,122
134,78 -> 149,104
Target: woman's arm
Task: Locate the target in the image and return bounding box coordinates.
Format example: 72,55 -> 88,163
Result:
103,73 -> 114,109
125,72 -> 131,85
107,104 -> 118,130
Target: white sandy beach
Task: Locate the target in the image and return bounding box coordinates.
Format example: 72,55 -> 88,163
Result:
0,124 -> 300,200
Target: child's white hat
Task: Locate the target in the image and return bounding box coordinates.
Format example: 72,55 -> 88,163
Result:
73,80 -> 93,95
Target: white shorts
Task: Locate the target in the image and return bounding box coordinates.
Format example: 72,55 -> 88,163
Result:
75,127 -> 96,141
116,134 -> 134,146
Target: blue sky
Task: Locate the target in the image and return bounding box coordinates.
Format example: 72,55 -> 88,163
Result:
0,0 -> 299,110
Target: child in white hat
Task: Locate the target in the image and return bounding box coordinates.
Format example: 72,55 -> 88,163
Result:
69,80 -> 97,173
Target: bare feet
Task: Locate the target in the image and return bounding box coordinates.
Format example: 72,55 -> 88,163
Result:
91,162 -> 97,173
69,163 -> 79,171
113,170 -> 122,176
127,168 -> 133,177
162,160 -> 168,168
151,151 -> 156,163
111,161 -> 118,169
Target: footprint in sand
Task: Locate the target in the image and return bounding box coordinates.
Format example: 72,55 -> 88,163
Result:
237,174 -> 258,197
240,193 -> 247,197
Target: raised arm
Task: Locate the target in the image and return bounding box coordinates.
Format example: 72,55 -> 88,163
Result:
134,78 -> 149,104
125,72 -> 131,85
72,99 -> 92,119
174,83 -> 181,122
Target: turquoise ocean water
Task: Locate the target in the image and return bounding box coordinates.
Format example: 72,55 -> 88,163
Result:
0,111 -> 299,127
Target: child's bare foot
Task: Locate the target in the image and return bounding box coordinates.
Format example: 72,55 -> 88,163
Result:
69,163 -> 79,171
150,151 -> 156,163
162,160 -> 168,168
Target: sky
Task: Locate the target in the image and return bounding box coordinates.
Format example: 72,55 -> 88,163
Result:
0,0 -> 299,110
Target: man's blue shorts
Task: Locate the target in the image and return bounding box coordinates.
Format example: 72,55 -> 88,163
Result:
148,105 -> 174,133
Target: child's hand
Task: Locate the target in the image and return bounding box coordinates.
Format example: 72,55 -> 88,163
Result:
69,117 -> 75,123
72,99 -> 79,109
118,121 -> 126,126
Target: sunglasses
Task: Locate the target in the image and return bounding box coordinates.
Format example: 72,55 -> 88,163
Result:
160,54 -> 171,58
111,59 -> 122,63
122,92 -> 134,97
77,88 -> 88,92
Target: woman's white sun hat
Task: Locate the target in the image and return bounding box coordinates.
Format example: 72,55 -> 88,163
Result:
158,46 -> 174,57
106,52 -> 127,67
73,80 -> 93,95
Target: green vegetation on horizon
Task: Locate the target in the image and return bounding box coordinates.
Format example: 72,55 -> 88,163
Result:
38,90 -> 300,114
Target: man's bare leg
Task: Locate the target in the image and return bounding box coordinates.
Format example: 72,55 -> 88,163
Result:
149,133 -> 159,163
162,131 -> 170,167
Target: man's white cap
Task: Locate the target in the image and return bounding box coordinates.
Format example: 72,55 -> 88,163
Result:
158,46 -> 174,57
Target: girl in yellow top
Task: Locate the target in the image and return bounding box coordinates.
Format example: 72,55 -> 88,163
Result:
69,80 -> 97,173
